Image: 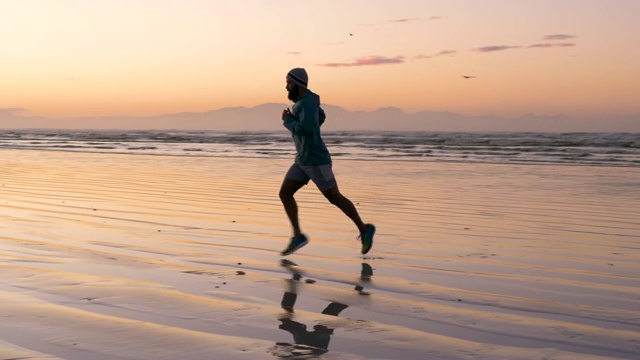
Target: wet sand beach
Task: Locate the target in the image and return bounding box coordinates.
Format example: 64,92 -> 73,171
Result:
1,149 -> 639,359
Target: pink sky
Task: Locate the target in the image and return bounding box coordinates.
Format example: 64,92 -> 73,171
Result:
1,0 -> 639,128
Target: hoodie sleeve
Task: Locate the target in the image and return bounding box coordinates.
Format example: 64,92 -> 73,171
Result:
318,106 -> 326,127
283,100 -> 317,135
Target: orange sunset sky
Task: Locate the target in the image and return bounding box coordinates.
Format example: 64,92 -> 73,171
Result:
1,0 -> 639,123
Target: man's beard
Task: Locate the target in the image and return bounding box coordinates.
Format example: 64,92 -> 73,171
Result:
287,84 -> 300,101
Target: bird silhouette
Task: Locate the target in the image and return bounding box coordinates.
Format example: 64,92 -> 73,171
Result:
461,75 -> 476,79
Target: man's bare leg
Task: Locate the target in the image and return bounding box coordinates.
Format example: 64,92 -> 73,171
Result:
321,185 -> 367,234
279,178 -> 306,237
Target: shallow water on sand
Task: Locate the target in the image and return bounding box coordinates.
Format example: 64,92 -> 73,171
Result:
1,150 -> 639,359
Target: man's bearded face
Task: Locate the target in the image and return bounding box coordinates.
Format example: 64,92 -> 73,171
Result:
287,83 -> 300,101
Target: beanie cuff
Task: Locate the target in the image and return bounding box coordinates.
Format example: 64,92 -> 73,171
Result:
287,74 -> 307,87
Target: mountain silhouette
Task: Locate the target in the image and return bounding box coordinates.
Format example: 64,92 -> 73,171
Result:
0,104 -> 637,132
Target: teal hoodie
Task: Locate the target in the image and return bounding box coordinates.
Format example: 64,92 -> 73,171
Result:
283,90 -> 332,166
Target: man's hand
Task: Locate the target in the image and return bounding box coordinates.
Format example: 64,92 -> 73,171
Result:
282,108 -> 291,121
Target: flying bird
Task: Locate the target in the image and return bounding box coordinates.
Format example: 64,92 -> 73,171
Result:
461,75 -> 476,79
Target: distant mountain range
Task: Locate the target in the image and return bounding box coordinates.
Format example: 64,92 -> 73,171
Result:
1,103 -> 638,132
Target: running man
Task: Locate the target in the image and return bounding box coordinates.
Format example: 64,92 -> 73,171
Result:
279,67 -> 375,256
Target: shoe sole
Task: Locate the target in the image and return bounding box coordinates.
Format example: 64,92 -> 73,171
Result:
281,239 -> 309,256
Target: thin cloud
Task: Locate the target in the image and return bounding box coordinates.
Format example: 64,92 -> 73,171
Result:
390,16 -> 444,23
473,45 -> 521,53
0,108 -> 26,114
415,50 -> 457,59
318,55 -> 405,67
529,43 -> 576,48
543,34 -> 577,41
529,44 -> 555,48
389,18 -> 420,23
285,51 -> 301,55
434,50 -> 457,56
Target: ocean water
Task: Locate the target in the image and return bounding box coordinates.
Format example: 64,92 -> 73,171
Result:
1,130 -> 639,167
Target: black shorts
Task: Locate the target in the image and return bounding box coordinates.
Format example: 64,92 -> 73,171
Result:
285,163 -> 337,191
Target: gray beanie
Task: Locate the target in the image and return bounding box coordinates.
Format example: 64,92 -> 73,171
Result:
287,67 -> 308,87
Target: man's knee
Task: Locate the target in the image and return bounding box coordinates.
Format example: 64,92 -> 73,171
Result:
279,189 -> 292,202
280,179 -> 305,202
323,189 -> 343,206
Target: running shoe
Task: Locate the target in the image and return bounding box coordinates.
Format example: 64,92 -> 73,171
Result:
281,234 -> 308,256
359,224 -> 376,255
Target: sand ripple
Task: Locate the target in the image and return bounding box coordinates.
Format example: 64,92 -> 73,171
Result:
1,150 -> 639,359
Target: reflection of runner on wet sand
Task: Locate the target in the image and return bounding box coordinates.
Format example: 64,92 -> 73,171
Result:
273,260 -> 373,357
278,301 -> 347,354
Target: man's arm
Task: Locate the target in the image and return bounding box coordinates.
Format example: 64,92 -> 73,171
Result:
318,106 -> 326,127
283,101 -> 317,135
